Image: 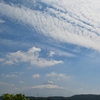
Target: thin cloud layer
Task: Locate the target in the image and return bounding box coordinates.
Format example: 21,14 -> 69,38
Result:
0,19 -> 5,23
49,51 -> 55,57
2,74 -> 18,78
46,72 -> 71,80
0,58 -> 4,62
19,81 -> 25,84
32,74 -> 40,78
32,84 -> 64,89
2,72 -> 24,78
0,82 -> 15,87
32,81 -> 65,89
3,47 -> 63,67
0,1 -> 100,51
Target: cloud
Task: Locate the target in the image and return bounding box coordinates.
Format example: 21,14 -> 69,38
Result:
0,82 -> 15,87
2,72 -> 24,78
32,84 -> 63,89
49,51 -> 55,57
44,45 -> 76,57
0,19 -> 5,23
3,47 -> 63,67
0,58 -> 4,62
1,1 -> 100,51
32,81 -> 65,89
11,72 -> 24,75
46,72 -> 57,77
19,81 -> 25,84
2,74 -> 18,78
54,49 -> 75,57
58,73 -> 71,79
32,74 -> 40,78
4,60 -> 14,65
0,82 -> 16,95
5,74 -> 17,78
42,81 -> 54,85
46,72 -> 71,80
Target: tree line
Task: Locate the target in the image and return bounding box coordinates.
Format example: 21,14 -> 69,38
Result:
2,93 -> 30,100
2,93 -> 51,100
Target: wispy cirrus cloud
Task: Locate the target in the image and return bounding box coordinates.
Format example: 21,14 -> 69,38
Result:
2,47 -> 63,67
2,74 -> 18,78
0,82 -> 15,87
11,72 -> 24,75
2,72 -> 24,78
0,1 -> 100,51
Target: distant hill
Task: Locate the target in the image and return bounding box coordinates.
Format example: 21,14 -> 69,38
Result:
27,95 -> 100,100
1,94 -> 100,100
47,95 -> 100,100
66,94 -> 100,100
0,97 -> 2,100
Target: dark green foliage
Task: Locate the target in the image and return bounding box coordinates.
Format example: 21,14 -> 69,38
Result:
13,94 -> 26,100
3,93 -> 14,100
2,94 -> 100,100
2,93 -> 30,100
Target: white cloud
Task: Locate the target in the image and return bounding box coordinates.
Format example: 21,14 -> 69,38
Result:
2,72 -> 24,78
0,19 -> 5,23
32,74 -> 40,78
49,51 -> 55,57
0,1 -> 100,51
46,72 -> 57,77
47,81 -> 53,84
3,47 -> 63,67
0,82 -> 15,87
11,71 -> 24,75
0,58 -> 4,62
44,45 -> 76,57
46,72 -> 71,80
4,60 -> 14,65
0,82 -> 17,95
43,81 -> 54,85
55,49 -> 75,57
19,81 -> 25,84
2,74 -> 18,78
58,74 -> 71,79
32,81 -> 65,89
32,84 -> 64,89
5,74 -> 18,78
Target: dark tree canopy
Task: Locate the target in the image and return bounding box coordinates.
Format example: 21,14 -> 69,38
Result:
3,93 -> 30,100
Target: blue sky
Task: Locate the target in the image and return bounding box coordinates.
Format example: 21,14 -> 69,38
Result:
0,0 -> 100,97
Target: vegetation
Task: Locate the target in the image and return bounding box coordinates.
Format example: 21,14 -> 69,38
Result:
2,93 -> 50,100
2,93 -> 30,100
2,94 -> 100,100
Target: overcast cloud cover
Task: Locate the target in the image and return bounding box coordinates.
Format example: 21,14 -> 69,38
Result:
0,0 -> 100,97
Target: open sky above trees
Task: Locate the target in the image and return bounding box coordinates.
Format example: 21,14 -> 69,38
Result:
0,0 -> 100,97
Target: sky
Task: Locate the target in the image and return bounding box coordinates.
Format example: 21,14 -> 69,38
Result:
0,0 -> 100,97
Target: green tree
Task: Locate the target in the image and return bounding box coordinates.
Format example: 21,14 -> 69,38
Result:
3,93 -> 30,100
3,93 -> 14,100
14,94 -> 27,100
